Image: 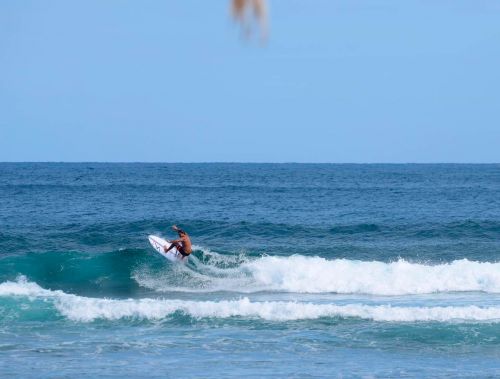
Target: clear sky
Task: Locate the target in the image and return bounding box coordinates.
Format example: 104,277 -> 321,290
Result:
1,0 -> 499,162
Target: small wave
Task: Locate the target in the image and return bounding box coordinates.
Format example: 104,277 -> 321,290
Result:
242,256 -> 500,295
4,249 -> 500,296
2,278 -> 500,323
135,251 -> 500,295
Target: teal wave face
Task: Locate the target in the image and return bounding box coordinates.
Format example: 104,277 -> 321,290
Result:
0,250 -> 147,297
3,249 -> 500,298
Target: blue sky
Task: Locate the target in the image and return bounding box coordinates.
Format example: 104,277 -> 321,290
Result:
1,0 -> 499,162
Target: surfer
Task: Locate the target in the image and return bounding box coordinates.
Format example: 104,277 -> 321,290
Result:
164,225 -> 192,257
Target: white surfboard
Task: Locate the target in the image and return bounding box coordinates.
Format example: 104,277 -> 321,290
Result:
148,235 -> 187,262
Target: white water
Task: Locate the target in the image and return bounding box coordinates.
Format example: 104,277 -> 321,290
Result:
2,277 -> 500,323
135,248 -> 500,295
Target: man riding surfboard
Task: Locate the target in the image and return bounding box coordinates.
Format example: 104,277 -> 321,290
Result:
164,225 -> 192,257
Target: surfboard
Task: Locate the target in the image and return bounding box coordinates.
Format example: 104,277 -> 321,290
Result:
148,235 -> 187,262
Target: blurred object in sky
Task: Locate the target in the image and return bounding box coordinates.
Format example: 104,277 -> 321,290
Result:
231,0 -> 268,42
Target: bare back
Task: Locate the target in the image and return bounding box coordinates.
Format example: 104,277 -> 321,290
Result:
180,233 -> 192,254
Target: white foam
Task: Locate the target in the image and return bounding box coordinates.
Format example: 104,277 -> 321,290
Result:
2,278 -> 500,323
0,276 -> 59,297
136,250 -> 500,295
243,256 -> 500,295
133,245 -> 254,293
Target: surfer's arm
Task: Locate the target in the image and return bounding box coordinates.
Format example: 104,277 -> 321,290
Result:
172,225 -> 187,234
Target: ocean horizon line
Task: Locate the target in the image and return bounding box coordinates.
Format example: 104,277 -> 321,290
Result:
1,161 -> 499,165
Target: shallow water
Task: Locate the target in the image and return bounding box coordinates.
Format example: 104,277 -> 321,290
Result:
1,163 -> 500,377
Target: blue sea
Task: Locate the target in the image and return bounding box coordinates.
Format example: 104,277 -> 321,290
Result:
1,163 -> 500,378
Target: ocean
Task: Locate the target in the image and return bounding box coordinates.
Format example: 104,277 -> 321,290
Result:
1,163 -> 500,378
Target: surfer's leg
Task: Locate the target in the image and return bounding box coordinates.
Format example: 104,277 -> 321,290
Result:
164,242 -> 179,253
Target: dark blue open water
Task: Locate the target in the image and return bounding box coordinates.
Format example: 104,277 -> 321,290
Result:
1,163 -> 500,378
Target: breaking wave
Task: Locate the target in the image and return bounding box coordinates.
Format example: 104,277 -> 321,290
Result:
2,277 -> 500,323
135,247 -> 500,295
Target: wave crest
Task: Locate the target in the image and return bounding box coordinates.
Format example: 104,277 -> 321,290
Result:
243,256 -> 500,295
2,278 -> 500,323
135,250 -> 500,295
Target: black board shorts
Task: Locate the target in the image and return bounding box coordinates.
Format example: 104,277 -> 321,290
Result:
177,245 -> 190,257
